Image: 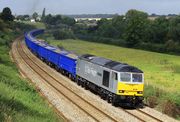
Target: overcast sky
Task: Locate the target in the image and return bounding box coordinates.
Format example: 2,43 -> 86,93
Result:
0,0 -> 180,15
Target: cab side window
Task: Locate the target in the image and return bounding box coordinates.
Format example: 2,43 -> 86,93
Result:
112,72 -> 118,81
102,70 -> 110,87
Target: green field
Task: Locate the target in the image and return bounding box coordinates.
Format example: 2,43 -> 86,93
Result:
48,38 -> 180,117
22,21 -> 46,29
0,45 -> 62,121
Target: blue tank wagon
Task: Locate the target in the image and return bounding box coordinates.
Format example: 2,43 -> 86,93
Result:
25,29 -> 78,80
58,53 -> 77,79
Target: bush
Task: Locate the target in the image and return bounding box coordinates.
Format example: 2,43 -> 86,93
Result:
162,100 -> 179,117
76,34 -> 127,47
147,96 -> 158,108
53,29 -> 75,40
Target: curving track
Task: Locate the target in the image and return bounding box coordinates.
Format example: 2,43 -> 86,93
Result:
13,38 -> 121,122
11,37 -> 175,122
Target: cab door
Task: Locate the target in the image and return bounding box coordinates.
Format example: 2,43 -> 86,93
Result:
110,71 -> 118,89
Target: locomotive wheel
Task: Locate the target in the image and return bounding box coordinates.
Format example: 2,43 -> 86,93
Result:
68,74 -> 71,79
111,96 -> 118,107
107,95 -> 113,103
77,80 -> 81,86
62,70 -> 65,75
71,77 -> 75,81
81,82 -> 85,88
55,66 -> 59,71
60,69 -> 63,74
85,83 -> 89,90
100,93 -> 106,100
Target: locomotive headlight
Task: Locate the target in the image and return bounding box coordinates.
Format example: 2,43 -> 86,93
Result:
119,90 -> 124,93
137,91 -> 143,94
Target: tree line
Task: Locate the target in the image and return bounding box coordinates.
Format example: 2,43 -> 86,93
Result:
73,10 -> 180,54
42,14 -> 76,40
0,7 -> 35,47
13,8 -> 180,55
41,9 -> 180,55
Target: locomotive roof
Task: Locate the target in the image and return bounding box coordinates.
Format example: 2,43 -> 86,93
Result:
79,54 -> 143,73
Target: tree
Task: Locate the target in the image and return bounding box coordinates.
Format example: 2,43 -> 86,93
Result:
123,9 -> 148,47
112,15 -> 126,38
32,12 -> 38,21
16,15 -> 30,21
61,16 -> 75,26
0,7 -> 14,21
53,29 -> 75,40
41,8 -> 46,21
0,19 -> 6,31
145,16 -> 169,44
168,16 -> 180,43
43,14 -> 75,27
96,20 -> 118,38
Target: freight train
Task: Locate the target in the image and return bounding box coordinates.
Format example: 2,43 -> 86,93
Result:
25,29 -> 144,107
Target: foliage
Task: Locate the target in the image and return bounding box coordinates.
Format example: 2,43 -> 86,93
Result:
121,10 -> 148,47
32,12 -> 38,21
42,14 -> 76,40
0,18 -> 6,31
96,19 -> 118,38
72,23 -> 88,35
16,15 -> 30,21
53,28 -> 75,40
0,7 -> 14,21
43,14 -> 75,27
41,8 -> 46,21
61,16 -> 76,26
168,16 -> 180,43
74,9 -> 180,55
145,16 -> 169,44
22,21 -> 46,29
95,17 -> 126,39
111,16 -> 126,38
76,34 -> 126,46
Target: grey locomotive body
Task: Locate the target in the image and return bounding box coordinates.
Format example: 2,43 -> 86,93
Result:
76,54 -> 144,106
76,54 -> 118,94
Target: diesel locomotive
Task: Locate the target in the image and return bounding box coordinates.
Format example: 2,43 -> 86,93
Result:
25,29 -> 144,107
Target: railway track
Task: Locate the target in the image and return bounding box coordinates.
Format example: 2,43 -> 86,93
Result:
15,39 -> 121,121
12,37 -> 167,122
137,109 -> 163,122
124,109 -> 163,122
11,38 -> 69,122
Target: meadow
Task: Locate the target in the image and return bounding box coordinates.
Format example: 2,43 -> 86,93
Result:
22,21 -> 46,29
48,38 -> 180,118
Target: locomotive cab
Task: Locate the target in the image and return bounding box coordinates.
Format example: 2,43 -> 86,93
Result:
117,72 -> 144,96
116,72 -> 144,107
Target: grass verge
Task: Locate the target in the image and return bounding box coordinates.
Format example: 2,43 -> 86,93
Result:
0,43 -> 62,121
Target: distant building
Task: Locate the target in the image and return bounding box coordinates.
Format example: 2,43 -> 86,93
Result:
148,16 -> 173,20
74,18 -> 112,22
36,16 -> 41,21
30,19 -> 36,23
